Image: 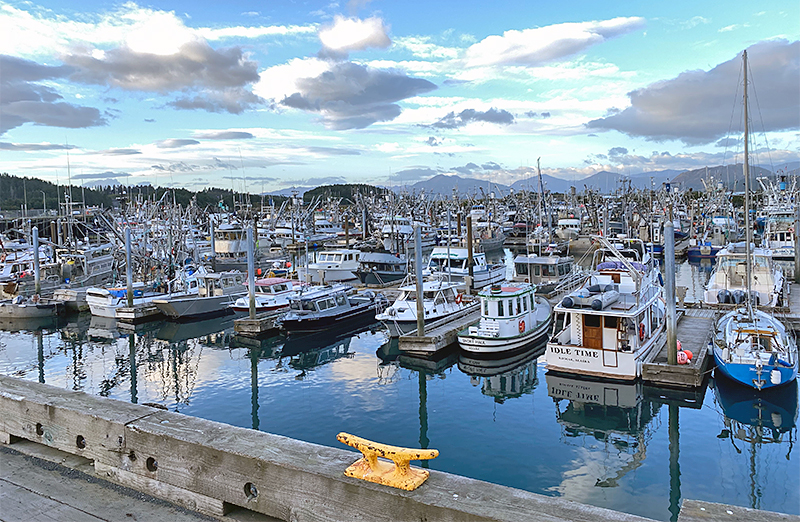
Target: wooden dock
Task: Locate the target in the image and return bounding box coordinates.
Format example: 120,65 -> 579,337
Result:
233,311 -> 282,337
397,303 -> 480,355
116,303 -> 163,323
642,309 -> 716,388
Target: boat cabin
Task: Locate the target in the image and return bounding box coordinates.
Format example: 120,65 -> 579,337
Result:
198,272 -> 244,297
426,248 -> 488,271
288,286 -> 351,313
513,255 -> 573,284
252,277 -> 294,294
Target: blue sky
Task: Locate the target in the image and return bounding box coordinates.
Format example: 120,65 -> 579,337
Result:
0,0 -> 798,193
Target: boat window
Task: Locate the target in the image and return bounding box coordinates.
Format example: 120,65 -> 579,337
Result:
517,297 -> 522,315
333,255 -> 342,262
318,299 -> 328,311
327,298 -> 337,309
584,315 -> 601,328
523,296 -> 528,312
302,300 -> 316,311
515,263 -> 528,275
498,300 -> 504,317
533,266 -> 540,276
754,336 -> 770,351
543,265 -> 557,277
604,316 -> 618,329
530,295 -> 535,309
483,300 -> 489,315
336,294 -> 347,306
558,264 -> 566,276
290,301 -> 301,310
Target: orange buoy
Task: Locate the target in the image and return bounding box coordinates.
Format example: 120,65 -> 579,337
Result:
684,349 -> 693,361
677,351 -> 689,364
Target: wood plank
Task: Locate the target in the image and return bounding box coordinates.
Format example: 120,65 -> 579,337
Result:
678,499 -> 800,522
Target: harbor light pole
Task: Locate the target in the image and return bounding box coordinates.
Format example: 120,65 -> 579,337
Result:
40,191 -> 46,215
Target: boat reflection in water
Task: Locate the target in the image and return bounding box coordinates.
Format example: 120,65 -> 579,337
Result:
713,372 -> 797,454
546,374 -> 660,490
458,344 -> 542,402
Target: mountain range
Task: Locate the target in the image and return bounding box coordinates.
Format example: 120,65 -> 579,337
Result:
405,163 -> 799,196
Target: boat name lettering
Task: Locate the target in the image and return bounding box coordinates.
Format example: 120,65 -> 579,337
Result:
548,387 -> 600,402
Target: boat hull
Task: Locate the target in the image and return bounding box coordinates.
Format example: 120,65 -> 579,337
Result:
713,344 -> 798,390
0,301 -> 63,318
281,302 -> 381,335
458,317 -> 551,358
154,293 -> 244,321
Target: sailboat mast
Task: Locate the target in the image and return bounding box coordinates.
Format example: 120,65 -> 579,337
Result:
743,50 -> 753,313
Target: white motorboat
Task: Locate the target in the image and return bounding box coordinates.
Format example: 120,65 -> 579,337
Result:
376,279 -> 469,337
153,270 -> 246,320
297,249 -> 360,283
230,277 -> 303,313
703,242 -> 784,307
423,247 -> 505,289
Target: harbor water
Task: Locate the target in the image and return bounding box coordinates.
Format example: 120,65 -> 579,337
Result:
0,257 -> 797,521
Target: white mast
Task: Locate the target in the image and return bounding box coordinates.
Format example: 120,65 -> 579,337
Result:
743,50 -> 753,320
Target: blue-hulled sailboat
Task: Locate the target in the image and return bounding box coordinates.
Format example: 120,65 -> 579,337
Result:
712,50 -> 798,391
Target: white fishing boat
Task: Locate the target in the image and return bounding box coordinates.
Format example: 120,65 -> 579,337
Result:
458,283 -> 552,357
376,279 -> 469,337
297,249 -> 360,283
380,216 -> 437,252
545,236 -> 666,380
512,254 -> 581,294
555,218 -> 581,241
86,267 -> 203,319
153,270 -> 246,320
423,247 -> 505,289
230,277 -> 303,313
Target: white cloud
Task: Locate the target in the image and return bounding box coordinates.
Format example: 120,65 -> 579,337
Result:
254,58 -> 333,101
393,36 -> 459,59
197,24 -> 317,40
318,15 -> 390,53
464,17 -> 645,68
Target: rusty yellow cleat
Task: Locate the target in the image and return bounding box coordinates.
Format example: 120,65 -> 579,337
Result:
337,432 -> 439,491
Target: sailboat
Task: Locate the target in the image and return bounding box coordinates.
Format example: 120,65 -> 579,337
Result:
712,50 -> 799,390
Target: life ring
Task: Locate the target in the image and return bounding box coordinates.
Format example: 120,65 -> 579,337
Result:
0,254 -> 5,262
519,320 -> 525,333
639,323 -> 645,342
524,278 -> 529,283
455,293 -> 463,304
790,227 -> 794,234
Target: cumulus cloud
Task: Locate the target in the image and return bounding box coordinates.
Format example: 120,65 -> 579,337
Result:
167,88 -> 262,114
426,136 -> 441,146
318,15 -> 390,56
0,55 -> 106,134
155,138 -> 200,148
429,108 -> 515,129
482,161 -> 502,170
193,130 -> 255,140
279,62 -> 436,129
587,40 -> 800,144
464,17 -> 645,68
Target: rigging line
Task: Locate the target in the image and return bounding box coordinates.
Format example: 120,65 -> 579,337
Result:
745,60 -> 776,173
722,63 -> 744,188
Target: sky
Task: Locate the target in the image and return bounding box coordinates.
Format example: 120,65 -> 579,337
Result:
0,0 -> 798,194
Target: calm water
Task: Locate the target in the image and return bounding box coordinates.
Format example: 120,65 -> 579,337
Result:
0,259 -> 797,521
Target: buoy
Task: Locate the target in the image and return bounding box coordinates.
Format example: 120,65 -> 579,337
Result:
677,340 -> 682,351
684,349 -> 693,360
677,351 -> 689,364
455,293 -> 462,304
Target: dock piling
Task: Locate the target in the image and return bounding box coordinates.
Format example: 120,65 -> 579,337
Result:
33,226 -> 41,295
664,217 -> 677,365
466,215 -> 473,295
247,227 -> 256,320
125,227 -> 133,308
415,225 -> 424,336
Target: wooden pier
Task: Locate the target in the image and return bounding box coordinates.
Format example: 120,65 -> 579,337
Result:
642,309 -> 716,388
397,303 -> 480,355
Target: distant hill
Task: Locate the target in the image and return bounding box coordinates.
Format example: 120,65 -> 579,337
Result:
410,174 -> 511,197
670,164 -> 774,191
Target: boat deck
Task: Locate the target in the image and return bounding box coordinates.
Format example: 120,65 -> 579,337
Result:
642,309 -> 716,388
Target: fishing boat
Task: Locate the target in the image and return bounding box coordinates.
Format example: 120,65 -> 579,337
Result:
355,252 -> 407,286
423,247 -> 505,289
296,249 -> 360,283
555,218 -> 581,241
511,254 -> 580,294
0,294 -> 64,318
458,283 -> 552,357
280,284 -> 388,335
229,277 -> 302,313
153,270 -> 246,320
711,50 -> 798,391
86,266 -> 203,318
375,279 -> 469,337
545,236 -> 666,380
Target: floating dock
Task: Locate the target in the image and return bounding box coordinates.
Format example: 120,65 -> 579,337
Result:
233,311 -> 282,337
397,303 -> 480,355
642,309 -> 716,388
116,303 -> 163,323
